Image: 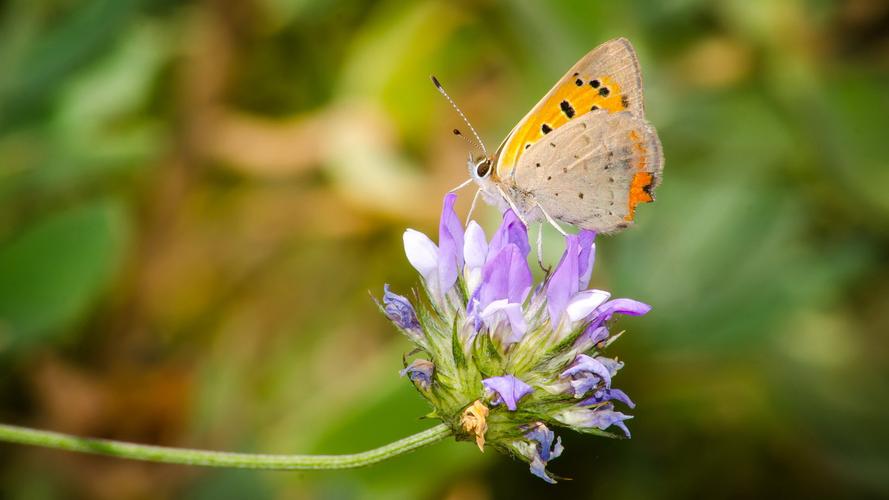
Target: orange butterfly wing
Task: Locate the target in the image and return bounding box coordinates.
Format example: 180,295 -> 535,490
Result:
494,38 -> 646,180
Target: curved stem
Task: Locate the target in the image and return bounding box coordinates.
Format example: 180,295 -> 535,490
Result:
0,422 -> 452,470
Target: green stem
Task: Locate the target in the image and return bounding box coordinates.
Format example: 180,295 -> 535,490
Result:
0,422 -> 452,470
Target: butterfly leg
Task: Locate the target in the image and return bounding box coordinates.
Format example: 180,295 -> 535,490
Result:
495,185 -> 530,226
448,177 -> 474,193
536,223 -> 551,274
465,188 -> 481,226
536,201 -> 567,236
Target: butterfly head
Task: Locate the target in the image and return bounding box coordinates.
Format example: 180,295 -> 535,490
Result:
466,153 -> 513,213
469,154 -> 493,181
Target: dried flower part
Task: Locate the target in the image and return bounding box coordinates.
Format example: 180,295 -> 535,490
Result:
460,400 -> 489,452
379,194 -> 651,482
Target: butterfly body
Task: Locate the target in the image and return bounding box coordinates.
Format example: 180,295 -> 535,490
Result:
469,38 -> 663,233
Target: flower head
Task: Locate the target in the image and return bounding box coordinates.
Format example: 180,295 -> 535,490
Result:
380,195 -> 650,482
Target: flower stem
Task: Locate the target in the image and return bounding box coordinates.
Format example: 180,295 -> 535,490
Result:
0,422 -> 452,470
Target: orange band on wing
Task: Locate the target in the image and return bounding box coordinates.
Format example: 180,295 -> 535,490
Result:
629,130 -> 648,170
496,76 -> 627,179
626,172 -> 654,221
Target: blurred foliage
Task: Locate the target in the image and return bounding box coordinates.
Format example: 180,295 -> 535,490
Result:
0,0 -> 888,498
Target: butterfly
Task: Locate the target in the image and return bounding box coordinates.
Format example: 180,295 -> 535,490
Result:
438,38 -> 663,234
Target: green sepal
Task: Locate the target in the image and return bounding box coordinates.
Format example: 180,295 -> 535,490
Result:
451,316 -> 466,369
471,332 -> 503,377
572,426 -> 627,439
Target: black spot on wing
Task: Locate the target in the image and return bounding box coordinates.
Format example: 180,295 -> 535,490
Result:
643,175 -> 656,196
599,87 -> 610,97
541,123 -> 552,134
621,95 -> 629,108
589,79 -> 600,88
591,105 -> 600,111
560,100 -> 575,118
575,78 -> 583,86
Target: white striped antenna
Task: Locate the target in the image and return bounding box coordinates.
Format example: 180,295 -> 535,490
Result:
431,76 -> 488,158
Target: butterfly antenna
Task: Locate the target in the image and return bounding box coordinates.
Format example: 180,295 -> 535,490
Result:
431,76 -> 488,158
448,177 -> 474,193
452,128 -> 483,153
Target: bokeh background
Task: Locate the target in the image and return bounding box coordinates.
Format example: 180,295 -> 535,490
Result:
1,0 -> 888,498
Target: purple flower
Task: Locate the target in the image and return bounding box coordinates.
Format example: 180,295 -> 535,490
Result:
523,423 -> 564,483
555,404 -> 634,438
382,284 -> 419,331
587,298 -> 652,329
560,354 -> 613,397
546,235 -> 580,328
400,359 -> 434,391
575,325 -> 610,352
488,210 -> 530,259
580,388 -> 636,409
477,244 -> 532,310
482,375 -> 533,411
577,230 -> 596,289
402,194 -> 465,301
437,193 -> 464,293
479,299 -> 527,345
385,193 -> 653,484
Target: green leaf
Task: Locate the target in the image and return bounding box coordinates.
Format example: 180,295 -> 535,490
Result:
0,199 -> 129,352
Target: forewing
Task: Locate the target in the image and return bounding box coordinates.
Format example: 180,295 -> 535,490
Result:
495,38 -> 646,179
513,110 -> 663,233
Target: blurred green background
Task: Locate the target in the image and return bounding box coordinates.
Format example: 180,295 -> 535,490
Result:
1,0 -> 888,498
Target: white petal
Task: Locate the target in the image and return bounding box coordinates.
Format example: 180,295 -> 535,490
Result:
463,221 -> 488,270
566,289 -> 611,322
479,298 -> 512,319
554,407 -> 591,427
480,299 -> 528,341
464,267 -> 482,295
403,229 -> 439,280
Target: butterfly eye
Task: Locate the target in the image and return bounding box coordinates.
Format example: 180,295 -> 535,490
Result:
476,160 -> 492,178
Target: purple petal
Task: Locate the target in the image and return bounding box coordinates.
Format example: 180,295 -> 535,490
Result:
479,244 -> 532,310
577,230 -> 597,289
524,423 -> 563,462
576,325 -> 610,351
547,234 -> 580,327
561,354 -> 613,390
479,299 -> 527,345
488,210 -> 530,259
591,298 -> 652,325
565,289 -> 611,322
382,284 -> 419,331
580,388 -> 636,409
569,377 -> 601,399
437,193 -> 464,294
399,359 -> 434,390
555,406 -> 633,437
596,356 -> 625,377
587,408 -> 633,438
529,456 -> 556,484
482,375 -> 533,411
